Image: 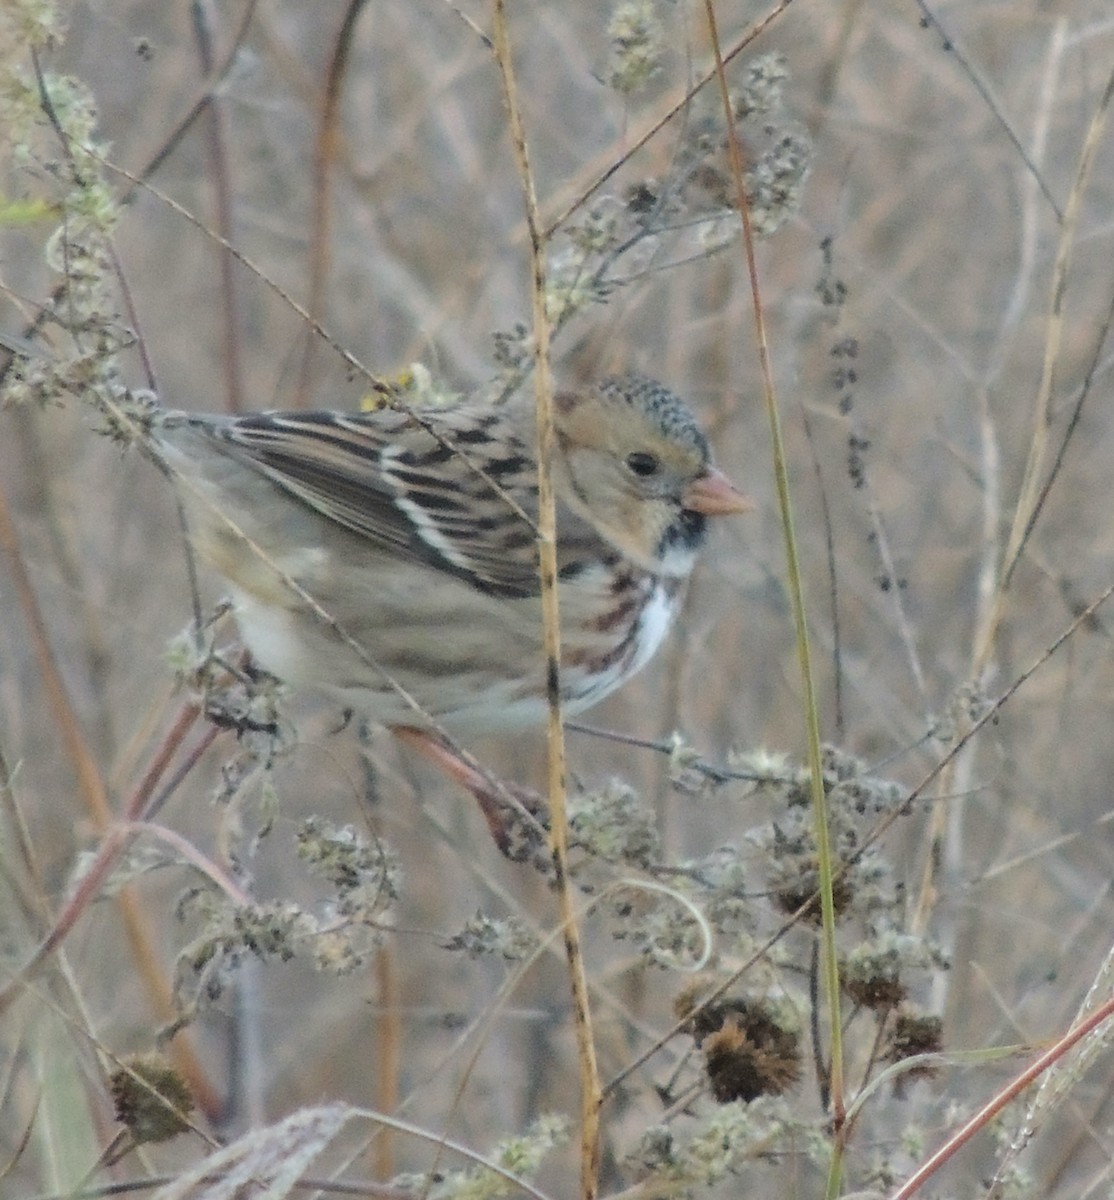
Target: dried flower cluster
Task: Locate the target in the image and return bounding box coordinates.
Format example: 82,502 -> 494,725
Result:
676,982 -> 802,1103
606,1 -> 665,96
442,910 -> 539,962
170,814 -> 400,1029
489,50 -> 811,396
392,1114 -> 570,1200
110,1054 -> 194,1146
1,31 -> 130,416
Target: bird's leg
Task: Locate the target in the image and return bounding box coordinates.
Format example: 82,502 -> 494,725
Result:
391,726 -> 548,861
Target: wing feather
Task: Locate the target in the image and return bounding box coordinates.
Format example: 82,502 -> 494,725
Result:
181,404 -> 559,597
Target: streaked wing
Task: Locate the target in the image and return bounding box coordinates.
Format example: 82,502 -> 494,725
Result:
191,404 -> 550,598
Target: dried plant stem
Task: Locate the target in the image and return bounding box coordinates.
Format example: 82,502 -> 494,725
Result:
700,0 -> 845,1174
131,1 -> 260,187
351,1107 -> 552,1200
914,0 -> 1061,222
192,0 -> 246,414
992,61 -> 1114,616
490,5 -> 600,1197
296,0 -> 371,408
912,59 -> 1114,939
892,993 -> 1114,1199
0,479 -> 220,1111
0,482 -> 111,831
89,145 -> 393,399
0,703 -> 211,1015
1001,73 -> 1114,599
373,942 -> 401,1180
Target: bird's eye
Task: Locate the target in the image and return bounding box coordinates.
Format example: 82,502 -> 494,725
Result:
626,451 -> 660,477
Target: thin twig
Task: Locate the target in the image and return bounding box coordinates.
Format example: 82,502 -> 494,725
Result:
981,60 -> 1114,646
192,0 -> 246,413
861,472 -> 928,704
913,0 -> 1062,222
700,0 -> 846,1173
912,57 -> 1114,942
891,993 -> 1114,1199
296,0 -> 372,408
1019,280 -> 1114,559
0,703 -> 210,1013
490,5 -> 600,1197
799,407 -> 845,740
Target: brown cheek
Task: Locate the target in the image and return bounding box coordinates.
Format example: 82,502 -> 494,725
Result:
620,494 -> 659,558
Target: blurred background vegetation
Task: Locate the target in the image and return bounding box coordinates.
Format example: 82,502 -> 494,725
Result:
3,2 -> 1114,1196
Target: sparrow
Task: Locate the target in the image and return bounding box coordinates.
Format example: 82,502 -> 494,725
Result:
153,374 -> 749,737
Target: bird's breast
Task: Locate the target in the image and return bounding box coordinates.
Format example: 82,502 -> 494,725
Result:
561,571 -> 686,712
